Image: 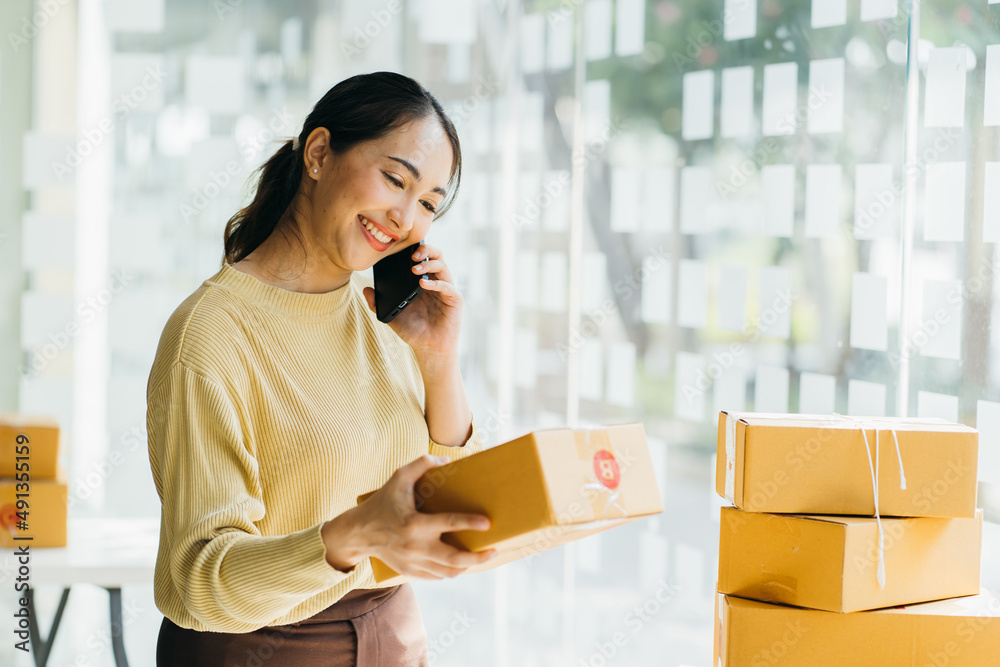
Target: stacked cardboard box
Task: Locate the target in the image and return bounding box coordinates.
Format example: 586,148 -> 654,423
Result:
712,411 -> 997,665
0,415 -> 67,548
362,422 -> 664,584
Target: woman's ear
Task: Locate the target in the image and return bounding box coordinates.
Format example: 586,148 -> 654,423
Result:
304,127 -> 331,179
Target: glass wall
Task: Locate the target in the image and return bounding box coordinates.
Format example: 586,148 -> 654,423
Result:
3,0 -> 1000,665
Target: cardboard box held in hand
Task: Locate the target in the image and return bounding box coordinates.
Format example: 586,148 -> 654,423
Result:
360,423 -> 663,584
716,411 -> 978,518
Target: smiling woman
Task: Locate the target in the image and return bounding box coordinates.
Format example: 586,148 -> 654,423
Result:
147,72 -> 494,667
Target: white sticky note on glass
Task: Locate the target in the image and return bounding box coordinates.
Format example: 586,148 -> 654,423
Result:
680,166 -> 712,233
721,66 -> 754,138
755,366 -> 790,413
717,266 -> 747,332
847,380 -> 886,417
985,46 -> 1000,126
677,260 -> 708,328
186,56 -> 245,115
420,0 -> 475,44
761,165 -> 795,237
985,163 -> 1000,243
580,338 -> 604,402
812,0 -> 846,27
22,132 -> 76,188
584,80 -> 611,142
547,11 -> 574,70
860,0 -> 897,20
542,170 -> 572,231
682,70 -> 715,140
854,163 -> 895,239
799,372 -> 836,415
581,252 -> 608,311
107,0 -> 165,32
924,162 -> 966,242
611,168 -> 642,232
713,367 -> 747,417
21,292 -> 75,350
724,0 -> 757,40
606,342 -> 636,407
643,167 -> 675,231
520,14 -> 545,74
805,164 -> 842,237
516,251 -> 539,309
808,58 -> 844,134
520,93 -> 545,152
641,263 -> 671,324
762,62 -> 798,136
22,213 -> 75,270
849,273 -> 888,351
615,0 -> 646,56
977,400 -> 1000,484
924,48 -> 967,128
917,391 -> 959,422
111,53 -> 166,112
514,329 -> 538,389
759,267 -> 792,339
540,252 -> 568,314
585,0 -> 613,60
675,352 -> 706,422
447,44 -> 471,84
920,279 -> 961,360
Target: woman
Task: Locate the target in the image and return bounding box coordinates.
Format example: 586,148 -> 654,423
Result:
148,71 -> 496,666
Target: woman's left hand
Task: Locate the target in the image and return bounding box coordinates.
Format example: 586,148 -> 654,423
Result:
363,243 -> 462,360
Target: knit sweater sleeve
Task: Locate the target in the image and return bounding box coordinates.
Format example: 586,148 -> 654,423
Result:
147,362 -> 352,632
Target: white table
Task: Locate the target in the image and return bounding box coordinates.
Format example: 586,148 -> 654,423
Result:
8,517 -> 158,667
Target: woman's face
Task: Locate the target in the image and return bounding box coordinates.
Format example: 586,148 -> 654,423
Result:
302,115 -> 454,272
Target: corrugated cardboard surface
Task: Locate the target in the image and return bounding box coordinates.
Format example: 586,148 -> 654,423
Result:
1,414 -> 60,479
718,506 -> 982,612
367,422 -> 663,583
715,411 -> 978,517
714,592 -> 1000,666
0,471 -> 67,548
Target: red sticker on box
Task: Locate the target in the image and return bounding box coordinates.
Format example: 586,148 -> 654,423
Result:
593,450 -> 620,490
0,504 -> 17,533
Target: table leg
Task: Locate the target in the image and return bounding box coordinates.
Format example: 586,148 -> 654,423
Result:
26,586 -> 71,667
104,587 -> 130,667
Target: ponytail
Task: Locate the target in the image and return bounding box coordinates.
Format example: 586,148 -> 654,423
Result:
222,139 -> 302,265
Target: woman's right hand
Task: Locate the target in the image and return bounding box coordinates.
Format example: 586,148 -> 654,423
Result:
321,454 -> 497,579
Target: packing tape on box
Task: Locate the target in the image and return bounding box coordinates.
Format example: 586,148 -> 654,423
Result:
573,429 -> 628,518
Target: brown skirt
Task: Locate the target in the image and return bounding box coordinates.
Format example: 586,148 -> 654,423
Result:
156,584 -> 430,667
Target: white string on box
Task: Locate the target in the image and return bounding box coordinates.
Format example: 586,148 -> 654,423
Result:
832,414 -> 908,590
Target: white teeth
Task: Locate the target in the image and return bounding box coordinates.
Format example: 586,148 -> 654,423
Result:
361,217 -> 391,244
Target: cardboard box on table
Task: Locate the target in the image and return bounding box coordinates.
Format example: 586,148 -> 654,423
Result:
0,414 -> 60,479
718,506 -> 983,613
716,411 -> 978,518
361,423 -> 663,584
714,591 -> 1000,666
0,470 -> 68,548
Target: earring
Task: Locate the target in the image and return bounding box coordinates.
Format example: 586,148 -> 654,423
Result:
313,168 -> 318,173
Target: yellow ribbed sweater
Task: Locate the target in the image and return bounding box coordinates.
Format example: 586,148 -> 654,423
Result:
145,263 -> 483,633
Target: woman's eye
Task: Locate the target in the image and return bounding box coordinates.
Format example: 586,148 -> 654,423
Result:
383,172 -> 403,188
422,201 -> 437,214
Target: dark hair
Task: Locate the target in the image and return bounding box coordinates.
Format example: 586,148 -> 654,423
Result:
222,71 -> 462,265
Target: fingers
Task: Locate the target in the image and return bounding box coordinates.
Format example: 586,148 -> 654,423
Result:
411,245 -> 453,283
392,454 -> 451,488
417,275 -> 461,301
425,511 -> 491,534
361,286 -> 376,313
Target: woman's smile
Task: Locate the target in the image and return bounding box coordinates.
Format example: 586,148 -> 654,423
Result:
358,214 -> 397,251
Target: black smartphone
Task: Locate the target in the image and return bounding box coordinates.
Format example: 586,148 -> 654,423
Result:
373,242 -> 426,323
